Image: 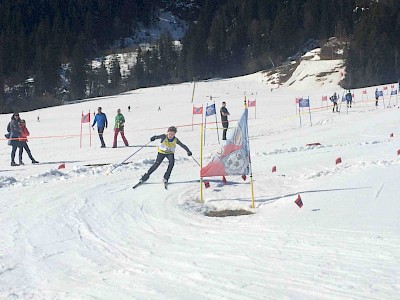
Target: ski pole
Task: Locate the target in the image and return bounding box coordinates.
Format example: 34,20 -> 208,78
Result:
107,141 -> 152,175
191,156 -> 200,166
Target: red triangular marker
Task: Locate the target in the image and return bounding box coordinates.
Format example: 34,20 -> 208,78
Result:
222,176 -> 227,184
295,194 -> 303,208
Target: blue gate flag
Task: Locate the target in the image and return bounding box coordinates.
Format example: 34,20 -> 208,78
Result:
205,103 -> 216,116
391,90 -> 397,95
298,98 -> 310,108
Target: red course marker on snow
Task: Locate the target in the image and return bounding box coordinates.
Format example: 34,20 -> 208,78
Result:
58,163 -> 66,169
241,175 -> 247,181
390,133 -> 394,138
295,194 -> 303,208
204,181 -> 210,188
272,166 -> 277,173
222,176 -> 227,184
336,157 -> 342,165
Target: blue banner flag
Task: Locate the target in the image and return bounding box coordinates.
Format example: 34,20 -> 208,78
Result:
391,90 -> 397,95
378,90 -> 384,97
298,98 -> 310,108
205,103 -> 216,116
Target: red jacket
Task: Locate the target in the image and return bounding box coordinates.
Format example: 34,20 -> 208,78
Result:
19,125 -> 30,142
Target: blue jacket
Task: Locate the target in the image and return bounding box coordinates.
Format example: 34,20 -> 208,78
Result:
92,113 -> 108,128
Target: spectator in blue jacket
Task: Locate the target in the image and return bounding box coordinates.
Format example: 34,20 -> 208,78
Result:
92,107 -> 108,148
375,88 -> 379,107
345,90 -> 353,108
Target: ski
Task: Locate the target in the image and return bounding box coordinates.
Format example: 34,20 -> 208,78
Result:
132,181 -> 143,189
132,180 -> 173,189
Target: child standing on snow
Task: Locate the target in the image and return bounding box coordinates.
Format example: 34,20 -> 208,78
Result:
19,119 -> 39,165
345,90 -> 353,108
113,108 -> 129,148
330,92 -> 339,112
140,126 -> 192,184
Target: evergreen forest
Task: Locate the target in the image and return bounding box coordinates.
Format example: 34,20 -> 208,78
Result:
0,0 -> 399,113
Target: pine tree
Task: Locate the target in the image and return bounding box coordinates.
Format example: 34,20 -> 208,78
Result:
109,55 -> 122,91
97,62 -> 109,96
129,47 -> 145,89
70,37 -> 87,100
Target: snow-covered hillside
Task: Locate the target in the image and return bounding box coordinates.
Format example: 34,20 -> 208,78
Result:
0,58 -> 399,299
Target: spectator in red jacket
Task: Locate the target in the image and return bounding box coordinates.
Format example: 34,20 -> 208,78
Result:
19,119 -> 39,165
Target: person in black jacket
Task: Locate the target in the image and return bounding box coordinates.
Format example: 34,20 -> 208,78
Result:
140,126 -> 192,183
220,101 -> 230,140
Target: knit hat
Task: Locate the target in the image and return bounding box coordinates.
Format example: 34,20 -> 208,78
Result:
168,126 -> 177,133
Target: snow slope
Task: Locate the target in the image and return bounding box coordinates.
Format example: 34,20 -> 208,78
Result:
0,59 -> 399,299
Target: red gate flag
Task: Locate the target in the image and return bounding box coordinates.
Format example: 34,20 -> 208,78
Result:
321,95 -> 327,101
81,113 -> 90,123
295,194 -> 303,208
362,90 -> 367,94
193,106 -> 203,115
383,86 -> 388,90
222,176 -> 227,184
248,100 -> 256,107
201,109 -> 249,177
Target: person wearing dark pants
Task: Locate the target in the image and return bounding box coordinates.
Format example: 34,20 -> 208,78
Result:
375,88 -> 379,107
330,92 -> 339,112
18,119 -> 39,165
8,113 -> 23,166
220,101 -> 230,140
140,126 -> 192,183
92,107 -> 108,148
345,90 -> 353,108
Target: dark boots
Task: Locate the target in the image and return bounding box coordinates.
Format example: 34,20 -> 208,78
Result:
140,173 -> 149,183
